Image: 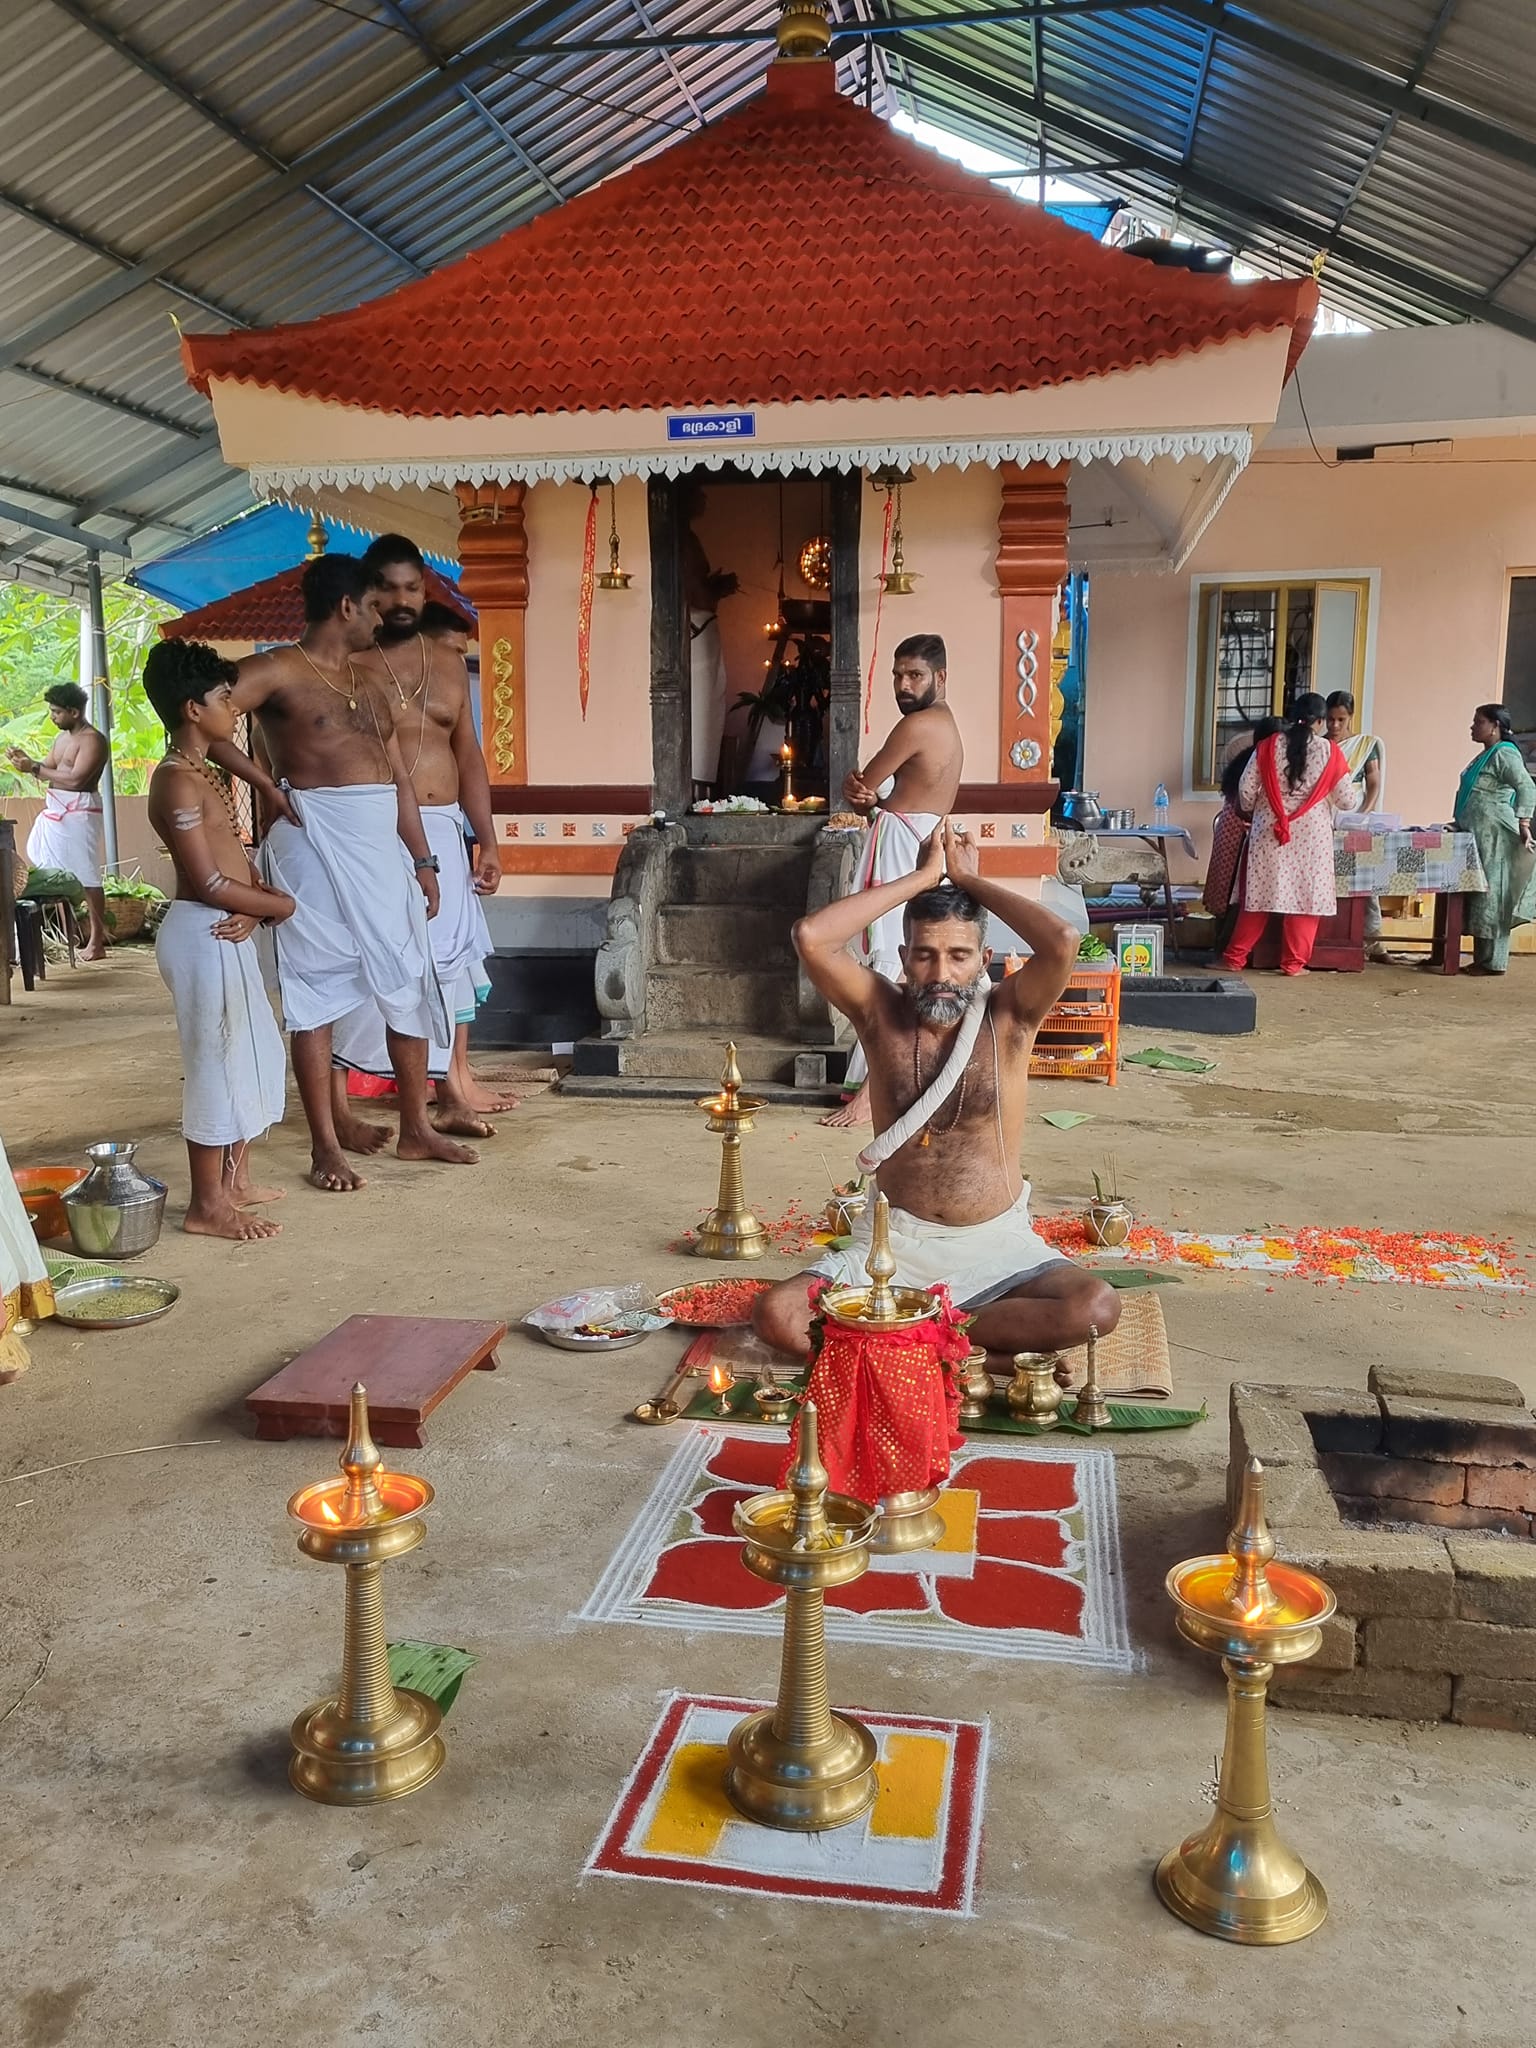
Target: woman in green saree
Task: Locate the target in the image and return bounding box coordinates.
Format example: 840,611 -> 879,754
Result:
1454,704 -> 1536,974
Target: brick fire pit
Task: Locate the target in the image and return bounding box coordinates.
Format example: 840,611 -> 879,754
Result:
1228,1366 -> 1535,1731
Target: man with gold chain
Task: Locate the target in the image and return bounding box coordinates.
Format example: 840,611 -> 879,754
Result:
210,554 -> 477,1192
329,535 -> 514,1137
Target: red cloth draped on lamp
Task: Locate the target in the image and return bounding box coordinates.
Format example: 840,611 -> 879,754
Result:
783,1280 -> 974,1506
1256,732 -> 1351,842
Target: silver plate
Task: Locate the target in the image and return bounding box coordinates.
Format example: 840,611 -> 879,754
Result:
52,1275 -> 180,1328
537,1324 -> 651,1352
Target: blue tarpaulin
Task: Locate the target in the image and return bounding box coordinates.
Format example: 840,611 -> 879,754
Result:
1046,201 -> 1120,241
130,504 -> 459,612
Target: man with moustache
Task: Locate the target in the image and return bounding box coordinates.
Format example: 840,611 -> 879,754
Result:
330,537 -> 514,1135
754,819 -> 1119,1362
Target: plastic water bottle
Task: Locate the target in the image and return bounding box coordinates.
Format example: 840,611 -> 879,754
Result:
1153,782 -> 1170,827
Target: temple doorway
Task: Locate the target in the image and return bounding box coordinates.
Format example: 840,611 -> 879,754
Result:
647,466 -> 861,810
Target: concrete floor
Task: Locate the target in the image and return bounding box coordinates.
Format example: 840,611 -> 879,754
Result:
3,951 -> 1533,2048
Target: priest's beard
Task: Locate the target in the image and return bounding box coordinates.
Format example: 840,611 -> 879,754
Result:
909,969 -> 986,1028
376,613 -> 421,647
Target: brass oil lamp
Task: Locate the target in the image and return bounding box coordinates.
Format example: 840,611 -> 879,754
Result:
1156,1458 -> 1336,1944
821,1193 -> 946,1552
286,1384 -> 446,1805
1070,1324 -> 1111,1429
726,1400 -> 880,1830
694,1042 -> 768,1260
597,480 -> 631,591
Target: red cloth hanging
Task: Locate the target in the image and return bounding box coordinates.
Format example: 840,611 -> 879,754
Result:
783,1281 -> 972,1506
577,487 -> 598,720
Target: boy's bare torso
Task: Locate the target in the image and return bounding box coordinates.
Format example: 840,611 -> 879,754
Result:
149,759 -> 256,905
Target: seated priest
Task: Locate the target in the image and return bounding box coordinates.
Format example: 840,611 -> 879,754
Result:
753,818 -> 1120,1361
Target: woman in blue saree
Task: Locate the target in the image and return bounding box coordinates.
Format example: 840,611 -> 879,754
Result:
1454,704 -> 1536,974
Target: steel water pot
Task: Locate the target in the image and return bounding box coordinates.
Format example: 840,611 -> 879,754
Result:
63,1142 -> 167,1259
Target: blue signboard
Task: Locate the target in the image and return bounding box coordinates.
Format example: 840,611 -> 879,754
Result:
666,411 -> 756,443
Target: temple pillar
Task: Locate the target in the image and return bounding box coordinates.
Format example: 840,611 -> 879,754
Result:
454,482 -> 528,785
826,470 -> 863,804
996,461 -> 1069,786
648,475 -> 690,815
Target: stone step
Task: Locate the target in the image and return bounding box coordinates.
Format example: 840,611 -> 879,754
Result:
670,845 -> 814,907
560,1070 -> 843,1105
568,1030 -> 846,1090
655,903 -> 796,969
645,965 -> 801,1036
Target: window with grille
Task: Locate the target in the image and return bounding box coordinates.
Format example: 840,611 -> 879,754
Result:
1190,576 -> 1371,790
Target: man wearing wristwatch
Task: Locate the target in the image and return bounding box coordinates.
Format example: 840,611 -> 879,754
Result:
329,538 -> 513,1140
210,554 -> 479,1192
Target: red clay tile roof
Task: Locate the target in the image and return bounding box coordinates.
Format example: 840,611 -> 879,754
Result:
183,62 -> 1316,419
160,562 -> 473,642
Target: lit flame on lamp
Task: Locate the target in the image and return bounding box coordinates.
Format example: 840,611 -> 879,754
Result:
709,1362 -> 736,1414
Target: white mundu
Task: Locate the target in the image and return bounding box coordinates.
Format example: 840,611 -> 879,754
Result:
259,784 -> 448,1044
332,803 -> 491,1080
156,901 -> 288,1146
26,790 -> 105,889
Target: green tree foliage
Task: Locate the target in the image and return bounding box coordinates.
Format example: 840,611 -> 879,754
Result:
0,581 -> 178,797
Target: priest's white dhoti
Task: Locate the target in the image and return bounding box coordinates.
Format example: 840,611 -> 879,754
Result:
331,805 -> 491,1080
26,791 -> 105,889
156,901 -> 288,1146
807,1183 -> 1066,1309
259,784 -> 447,1044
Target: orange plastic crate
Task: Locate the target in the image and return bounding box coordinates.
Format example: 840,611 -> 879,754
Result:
1028,965 -> 1120,1086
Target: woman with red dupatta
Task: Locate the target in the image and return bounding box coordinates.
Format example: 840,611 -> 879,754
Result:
1223,693 -> 1354,976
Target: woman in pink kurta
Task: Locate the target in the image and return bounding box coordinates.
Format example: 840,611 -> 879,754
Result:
1224,694 -> 1353,975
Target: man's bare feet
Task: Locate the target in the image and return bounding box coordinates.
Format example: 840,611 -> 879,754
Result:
184,1203 -> 283,1241
818,1082 -> 872,1130
234,1184 -> 286,1207
309,1148 -> 366,1192
461,1081 -> 521,1114
333,1112 -> 392,1156
79,944 -> 108,962
397,1129 -> 479,1166
432,1110 -> 496,1139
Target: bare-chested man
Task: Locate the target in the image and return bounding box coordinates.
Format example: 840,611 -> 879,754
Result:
329,536 -> 514,1136
6,682 -> 111,958
211,553 -> 476,1192
821,632 -> 964,1129
755,818 -> 1119,1361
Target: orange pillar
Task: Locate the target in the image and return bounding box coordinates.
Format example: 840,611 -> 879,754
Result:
454,482 -> 528,786
996,461 -> 1069,785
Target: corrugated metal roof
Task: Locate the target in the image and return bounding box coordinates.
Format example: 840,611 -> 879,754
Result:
2,0 -> 1535,595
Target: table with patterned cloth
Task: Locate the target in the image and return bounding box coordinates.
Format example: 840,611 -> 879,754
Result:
1332,828 -> 1486,899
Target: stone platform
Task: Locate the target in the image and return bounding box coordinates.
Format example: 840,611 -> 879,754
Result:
1230,1366 -> 1536,1731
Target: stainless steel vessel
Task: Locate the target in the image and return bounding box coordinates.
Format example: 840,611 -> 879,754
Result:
63,1142 -> 168,1259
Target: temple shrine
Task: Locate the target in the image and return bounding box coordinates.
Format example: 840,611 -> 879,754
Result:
181,7 -> 1317,1078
